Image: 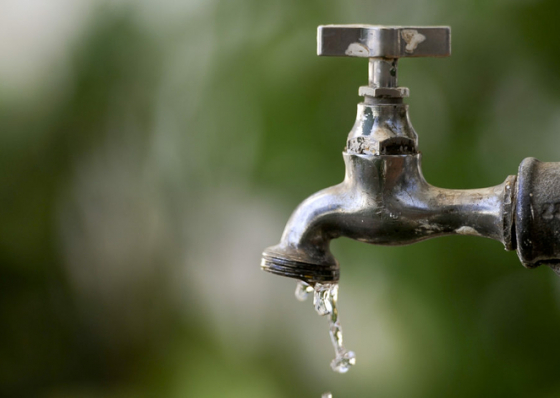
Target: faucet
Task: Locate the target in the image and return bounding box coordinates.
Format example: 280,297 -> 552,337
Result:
261,25 -> 560,285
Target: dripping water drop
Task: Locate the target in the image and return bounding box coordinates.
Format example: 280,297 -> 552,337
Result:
295,281 -> 356,373
295,280 -> 314,301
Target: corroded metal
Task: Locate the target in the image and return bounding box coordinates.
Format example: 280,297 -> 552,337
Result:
318,25 -> 450,99
317,25 -> 451,58
345,100 -> 417,156
515,158 -> 560,273
261,24 -> 560,284
262,151 -> 516,284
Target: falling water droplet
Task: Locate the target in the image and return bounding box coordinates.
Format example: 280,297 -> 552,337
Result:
295,281 -> 314,302
313,283 -> 334,316
295,281 -> 356,373
322,392 -> 333,398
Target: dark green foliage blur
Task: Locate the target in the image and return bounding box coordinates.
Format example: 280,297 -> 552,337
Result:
3,1 -> 560,397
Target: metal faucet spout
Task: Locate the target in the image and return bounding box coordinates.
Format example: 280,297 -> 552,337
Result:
261,153 -> 516,284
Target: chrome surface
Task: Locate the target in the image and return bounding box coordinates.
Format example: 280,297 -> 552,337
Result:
262,24 -> 560,284
262,152 -> 516,284
368,58 -> 398,88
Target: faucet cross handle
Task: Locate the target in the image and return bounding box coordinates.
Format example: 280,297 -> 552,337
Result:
317,25 -> 451,98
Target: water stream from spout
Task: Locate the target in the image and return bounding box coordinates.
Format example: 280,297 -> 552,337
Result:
295,281 -> 356,373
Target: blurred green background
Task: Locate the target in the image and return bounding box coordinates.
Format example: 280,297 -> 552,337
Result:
3,0 -> 560,397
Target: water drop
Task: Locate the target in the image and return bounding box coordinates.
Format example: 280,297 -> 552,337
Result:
295,281 -> 356,373
330,349 -> 356,373
295,281 -> 314,302
313,283 -> 334,316
322,393 -> 333,398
